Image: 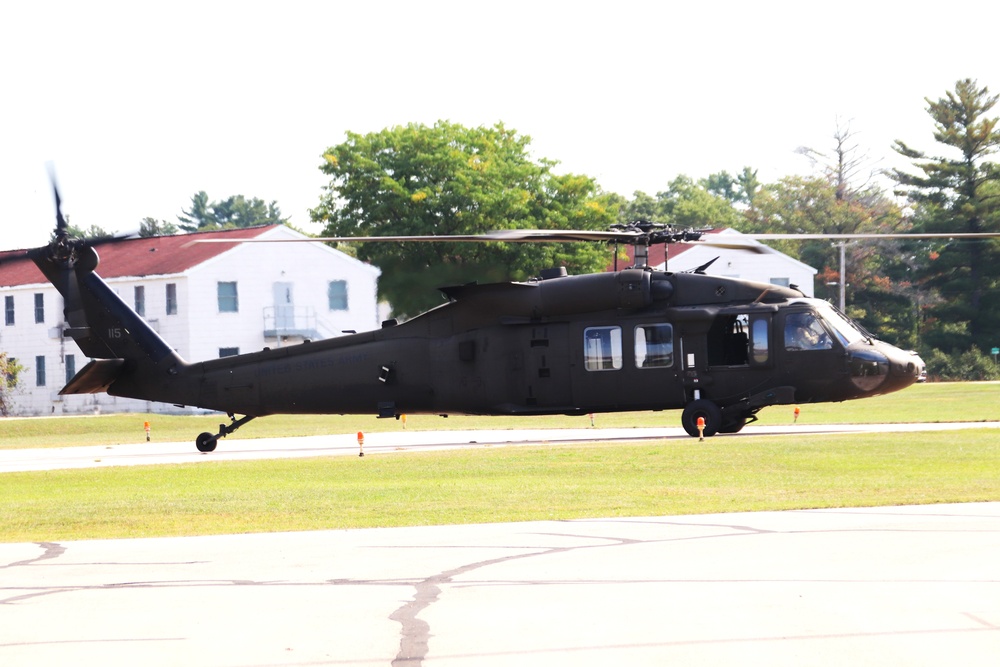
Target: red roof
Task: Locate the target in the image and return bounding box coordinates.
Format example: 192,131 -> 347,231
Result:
0,225 -> 280,287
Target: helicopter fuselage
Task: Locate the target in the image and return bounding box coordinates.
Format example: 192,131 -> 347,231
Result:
98,268 -> 923,432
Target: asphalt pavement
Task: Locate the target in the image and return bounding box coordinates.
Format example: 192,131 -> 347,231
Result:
2,503 -> 999,666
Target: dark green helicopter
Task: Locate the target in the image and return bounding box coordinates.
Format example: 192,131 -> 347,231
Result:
30,186 -> 990,452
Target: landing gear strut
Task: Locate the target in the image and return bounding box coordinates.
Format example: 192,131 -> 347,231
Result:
195,414 -> 256,452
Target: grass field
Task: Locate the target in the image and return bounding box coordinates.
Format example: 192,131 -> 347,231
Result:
1,381 -> 998,450
1,382 -> 998,543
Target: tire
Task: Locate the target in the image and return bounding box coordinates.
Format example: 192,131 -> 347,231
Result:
681,399 -> 722,438
196,432 -> 217,453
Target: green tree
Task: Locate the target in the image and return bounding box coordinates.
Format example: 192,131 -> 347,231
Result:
747,173 -> 906,335
178,191 -> 289,231
139,217 -> 179,237
311,121 -> 617,317
0,352 -> 23,416
702,167 -> 761,206
892,78 -> 1000,353
62,222 -> 112,239
617,175 -> 743,228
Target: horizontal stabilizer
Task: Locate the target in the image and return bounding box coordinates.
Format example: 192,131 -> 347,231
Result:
60,359 -> 126,395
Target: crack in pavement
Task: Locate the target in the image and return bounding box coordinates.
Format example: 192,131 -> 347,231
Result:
388,531 -> 646,666
2,542 -> 66,569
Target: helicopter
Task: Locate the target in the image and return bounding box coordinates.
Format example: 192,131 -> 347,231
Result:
24,191 -> 996,452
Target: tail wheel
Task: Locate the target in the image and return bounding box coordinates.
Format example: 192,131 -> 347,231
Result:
681,399 -> 722,438
196,432 -> 217,453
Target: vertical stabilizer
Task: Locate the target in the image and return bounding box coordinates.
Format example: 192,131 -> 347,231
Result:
29,241 -> 188,400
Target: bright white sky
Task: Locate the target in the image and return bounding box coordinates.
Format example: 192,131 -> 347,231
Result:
2,1 -> 998,251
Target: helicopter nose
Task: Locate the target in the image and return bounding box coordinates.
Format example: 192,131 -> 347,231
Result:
849,347 -> 889,392
850,344 -> 923,394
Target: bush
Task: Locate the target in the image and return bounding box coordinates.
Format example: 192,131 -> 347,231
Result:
922,346 -> 1000,381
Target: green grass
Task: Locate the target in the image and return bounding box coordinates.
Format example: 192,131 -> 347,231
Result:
1,381 -> 998,450
2,429 -> 999,543
1,381 -> 998,543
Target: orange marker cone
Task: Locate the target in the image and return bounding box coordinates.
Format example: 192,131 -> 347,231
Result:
794,406 -> 800,424
697,416 -> 705,442
143,421 -> 151,442
357,431 -> 365,457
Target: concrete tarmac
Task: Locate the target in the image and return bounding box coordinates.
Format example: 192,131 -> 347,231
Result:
3,503 -> 999,666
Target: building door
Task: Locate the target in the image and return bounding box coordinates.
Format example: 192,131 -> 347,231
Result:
273,282 -> 294,331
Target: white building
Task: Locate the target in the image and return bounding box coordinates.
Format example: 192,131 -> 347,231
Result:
619,228 -> 817,296
0,225 -> 381,416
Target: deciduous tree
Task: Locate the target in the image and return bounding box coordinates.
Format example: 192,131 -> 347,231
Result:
312,121 -> 616,317
0,353 -> 23,416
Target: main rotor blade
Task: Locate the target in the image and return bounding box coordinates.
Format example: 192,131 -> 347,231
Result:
184,229 -> 1000,248
186,229 -> 646,245
743,232 -> 1000,241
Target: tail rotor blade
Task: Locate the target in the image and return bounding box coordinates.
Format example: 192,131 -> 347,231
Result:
46,163 -> 69,237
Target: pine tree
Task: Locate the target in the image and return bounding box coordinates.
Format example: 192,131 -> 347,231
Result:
892,79 -> 1000,352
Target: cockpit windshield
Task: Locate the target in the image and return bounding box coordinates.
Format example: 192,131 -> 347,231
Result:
814,301 -> 869,346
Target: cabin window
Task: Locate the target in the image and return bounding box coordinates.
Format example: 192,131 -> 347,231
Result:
217,281 -> 239,313
166,283 -> 177,315
584,326 -> 622,371
784,312 -> 833,351
4,296 -> 12,326
328,280 -> 348,311
219,347 -> 240,358
34,293 -> 44,323
35,355 -> 46,386
635,323 -> 673,368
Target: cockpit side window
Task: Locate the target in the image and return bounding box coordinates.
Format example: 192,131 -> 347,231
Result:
784,312 -> 834,351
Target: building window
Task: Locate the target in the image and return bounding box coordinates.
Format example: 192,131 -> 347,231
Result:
34,293 -> 44,323
4,296 -> 13,326
328,280 -> 348,311
65,354 -> 76,384
584,326 -> 622,371
217,282 -> 239,313
635,323 -> 673,368
219,347 -> 240,358
166,283 -> 177,315
35,356 -> 46,387
134,285 -> 145,317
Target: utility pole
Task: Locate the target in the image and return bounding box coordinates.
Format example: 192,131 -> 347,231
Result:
837,241 -> 846,311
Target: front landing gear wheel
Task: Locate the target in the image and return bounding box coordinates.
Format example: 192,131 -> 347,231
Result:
196,432 -> 217,453
681,399 -> 722,438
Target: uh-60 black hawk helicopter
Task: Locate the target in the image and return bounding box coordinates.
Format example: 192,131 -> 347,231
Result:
30,187 -> 992,452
